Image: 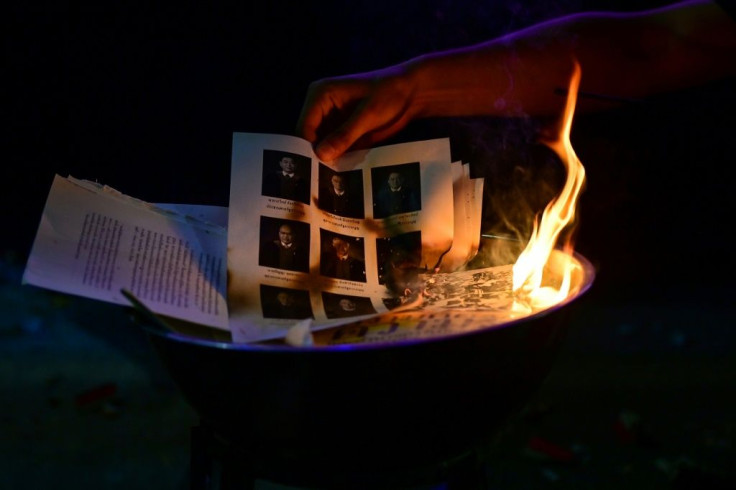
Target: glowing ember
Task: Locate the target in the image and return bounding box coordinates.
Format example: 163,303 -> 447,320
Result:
512,62 -> 586,311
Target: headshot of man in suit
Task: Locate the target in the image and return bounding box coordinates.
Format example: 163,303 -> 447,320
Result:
322,292 -> 377,319
372,163 -> 421,218
261,285 -> 313,319
258,218 -> 310,273
319,232 -> 366,283
262,150 -> 311,204
318,165 -> 365,218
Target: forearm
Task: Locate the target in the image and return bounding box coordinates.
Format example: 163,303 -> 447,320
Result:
296,0 -> 734,160
400,0 -> 736,118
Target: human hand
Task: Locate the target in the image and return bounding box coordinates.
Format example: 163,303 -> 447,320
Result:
296,64 -> 419,162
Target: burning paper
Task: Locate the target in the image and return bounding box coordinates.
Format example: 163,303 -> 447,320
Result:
23,64 -> 589,346
226,134 -> 471,342
310,63 -> 591,346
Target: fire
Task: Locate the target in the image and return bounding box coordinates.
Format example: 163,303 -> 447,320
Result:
512,62 -> 586,310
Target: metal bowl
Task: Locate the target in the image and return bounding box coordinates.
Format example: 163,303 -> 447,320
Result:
139,250 -> 595,485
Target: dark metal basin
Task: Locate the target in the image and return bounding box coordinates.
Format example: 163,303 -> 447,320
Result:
139,251 -> 595,485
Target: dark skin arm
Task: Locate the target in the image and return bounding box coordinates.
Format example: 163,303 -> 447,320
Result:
297,0 -> 736,161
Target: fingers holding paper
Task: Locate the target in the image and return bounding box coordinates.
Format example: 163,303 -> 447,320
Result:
296,66 -> 418,162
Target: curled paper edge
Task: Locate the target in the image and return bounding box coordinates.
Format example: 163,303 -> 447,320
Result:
285,318 -> 315,347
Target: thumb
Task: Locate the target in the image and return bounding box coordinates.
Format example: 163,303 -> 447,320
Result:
314,119 -> 367,162
315,97 -> 397,161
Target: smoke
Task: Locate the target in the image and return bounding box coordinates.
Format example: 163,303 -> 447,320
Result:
447,116 -> 567,269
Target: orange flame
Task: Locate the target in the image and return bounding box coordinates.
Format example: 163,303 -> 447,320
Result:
512,62 -> 586,310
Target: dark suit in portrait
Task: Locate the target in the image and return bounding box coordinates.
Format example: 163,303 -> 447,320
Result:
321,254 -> 366,282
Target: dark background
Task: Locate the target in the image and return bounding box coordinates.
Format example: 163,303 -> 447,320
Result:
3,1 -> 735,489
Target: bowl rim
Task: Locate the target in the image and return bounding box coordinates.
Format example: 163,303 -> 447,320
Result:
139,251 -> 596,353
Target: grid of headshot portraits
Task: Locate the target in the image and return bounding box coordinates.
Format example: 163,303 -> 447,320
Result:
257,150 -> 425,320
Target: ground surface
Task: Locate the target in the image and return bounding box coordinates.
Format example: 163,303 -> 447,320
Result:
2,254 -> 734,489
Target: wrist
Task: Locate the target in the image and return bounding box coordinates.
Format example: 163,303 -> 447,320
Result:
401,49 -> 508,118
400,56 -> 434,119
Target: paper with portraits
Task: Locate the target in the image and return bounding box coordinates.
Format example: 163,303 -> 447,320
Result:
227,132 -> 465,342
22,136 -> 484,344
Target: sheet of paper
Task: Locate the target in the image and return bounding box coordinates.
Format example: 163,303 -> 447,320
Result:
227,132 -> 456,342
23,175 -> 229,329
23,135 -> 487,345
437,161 -> 485,272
